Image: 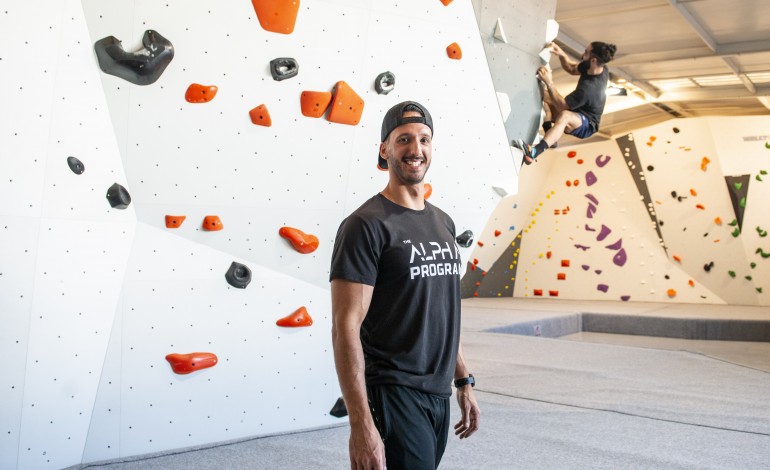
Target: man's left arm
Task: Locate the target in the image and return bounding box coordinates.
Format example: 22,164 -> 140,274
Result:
453,341 -> 480,439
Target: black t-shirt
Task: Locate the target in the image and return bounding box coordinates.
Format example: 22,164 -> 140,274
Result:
329,194 -> 462,397
565,60 -> 609,131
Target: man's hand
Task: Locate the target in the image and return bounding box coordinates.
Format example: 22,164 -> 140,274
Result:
549,42 -> 565,57
349,423 -> 386,470
537,66 -> 554,89
453,386 -> 480,439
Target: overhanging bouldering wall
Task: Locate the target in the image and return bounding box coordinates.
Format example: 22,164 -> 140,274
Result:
466,116 -> 770,305
1,0 -> 516,468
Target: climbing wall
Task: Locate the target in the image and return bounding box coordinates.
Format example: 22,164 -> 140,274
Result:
468,116 -> 770,305
1,0 -> 519,468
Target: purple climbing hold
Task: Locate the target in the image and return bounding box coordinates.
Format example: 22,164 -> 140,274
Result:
606,239 -> 623,250
585,171 -> 597,186
585,224 -> 596,232
597,284 -> 609,293
595,269 -> 603,275
620,295 -> 631,301
596,154 -> 611,168
613,248 -> 628,267
581,265 -> 590,271
585,193 -> 599,205
597,224 -> 612,241
575,244 -> 591,251
587,203 -> 597,218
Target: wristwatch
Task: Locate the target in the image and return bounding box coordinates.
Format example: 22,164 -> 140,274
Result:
454,374 -> 475,388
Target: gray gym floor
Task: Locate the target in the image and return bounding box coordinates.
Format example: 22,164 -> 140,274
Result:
75,299 -> 770,470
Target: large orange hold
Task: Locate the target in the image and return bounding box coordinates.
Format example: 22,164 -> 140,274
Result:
202,215 -> 224,231
424,183 -> 432,200
446,42 -> 462,60
276,306 -> 313,327
440,0 -> 453,5
300,91 -> 332,118
327,81 -> 364,126
185,83 -> 218,103
252,0 -> 301,34
279,226 -> 319,253
165,352 -> 218,374
249,104 -> 272,126
165,215 -> 186,229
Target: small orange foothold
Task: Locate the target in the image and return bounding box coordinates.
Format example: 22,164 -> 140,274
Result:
546,251 -> 552,259
473,292 -> 479,297
473,258 -> 479,265
249,104 -> 272,126
567,151 -> 577,158
566,180 -> 573,187
534,289 -> 543,296
667,288 -> 677,298
549,290 -> 559,297
470,264 -> 476,271
477,241 -> 484,247
481,271 -> 487,276
300,91 -> 332,118
475,281 -> 481,287
557,273 -> 566,280
714,217 -> 722,225
251,0 -> 301,34
185,84 -> 218,103
701,157 -> 711,171
673,255 -> 682,262
574,179 -> 580,186
278,226 -> 319,254
165,215 -> 186,228
696,204 -> 705,210
276,306 -> 313,327
165,352 -> 218,374
424,183 -> 433,200
440,0 -> 453,5
327,81 -> 365,126
446,42 -> 462,60
688,279 -> 695,287
690,188 -> 697,196
561,260 -> 570,267
202,215 -> 224,231
494,230 -> 501,237
577,159 -> 584,165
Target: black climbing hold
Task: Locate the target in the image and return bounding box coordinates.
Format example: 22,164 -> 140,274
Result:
67,156 -> 85,174
704,261 -> 714,272
225,261 -> 251,289
106,183 -> 131,209
673,127 -> 680,133
456,230 -> 474,248
375,71 -> 396,95
646,165 -> 654,171
670,191 -> 677,199
664,275 -> 670,280
94,30 -> 174,86
329,397 -> 347,418
269,58 -> 298,81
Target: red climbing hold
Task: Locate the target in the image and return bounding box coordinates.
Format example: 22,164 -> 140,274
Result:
494,230 -> 501,237
249,104 -> 272,126
252,0 -> 301,35
557,273 -> 566,280
165,215 -> 186,229
279,226 -> 319,254
165,352 -> 218,374
276,306 -> 313,327
202,215 -> 224,231
477,241 -> 484,247
533,289 -> 543,296
567,151 -> 577,158
549,290 -> 559,297
185,84 -> 218,103
446,42 -> 462,60
561,259 -> 570,267
327,81 -> 365,126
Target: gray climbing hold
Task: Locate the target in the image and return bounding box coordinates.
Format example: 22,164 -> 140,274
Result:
375,71 -> 395,95
94,30 -> 174,86
225,261 -> 252,289
67,156 -> 84,175
456,230 -> 474,248
270,58 -> 298,81
106,183 -> 131,209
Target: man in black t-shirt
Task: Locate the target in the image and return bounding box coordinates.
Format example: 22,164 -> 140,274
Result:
330,101 -> 480,470
513,41 -> 617,164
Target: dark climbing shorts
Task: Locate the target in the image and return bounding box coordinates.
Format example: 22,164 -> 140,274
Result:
568,112 -> 596,139
367,384 -> 450,470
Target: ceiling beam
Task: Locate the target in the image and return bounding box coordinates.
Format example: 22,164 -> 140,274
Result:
667,0 -> 716,51
658,84 -> 770,102
757,97 -> 770,112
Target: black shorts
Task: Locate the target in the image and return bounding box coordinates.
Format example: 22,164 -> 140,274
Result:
367,384 -> 450,470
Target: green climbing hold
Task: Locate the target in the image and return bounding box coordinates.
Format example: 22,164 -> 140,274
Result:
758,174 -> 764,182
751,262 -> 757,269
758,287 -> 764,294
734,182 -> 743,190
728,219 -> 738,226
728,270 -> 736,278
732,227 -> 741,237
766,141 -> 770,149
745,275 -> 753,281
761,170 -> 768,175
757,226 -> 768,237
757,248 -> 770,259
739,197 -> 746,208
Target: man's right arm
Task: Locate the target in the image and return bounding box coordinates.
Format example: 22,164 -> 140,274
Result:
331,279 -> 385,470
551,43 -> 580,76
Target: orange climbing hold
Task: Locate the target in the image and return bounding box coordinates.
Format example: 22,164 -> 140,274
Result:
701,157 -> 711,171
446,42 -> 462,60
557,273 -> 566,280
440,0 -> 453,5
566,180 -> 572,187
477,241 -> 484,247
667,288 -> 677,298
546,251 -> 552,259
475,281 -> 481,287
549,290 -> 559,297
473,258 -> 479,265
300,91 -> 332,118
251,0 -> 301,35
185,84 -> 218,103
327,81 -> 365,126
561,259 -> 570,267
533,289 -> 543,296
494,230 -> 501,237
567,151 -> 577,158
424,183 -> 433,200
249,104 -> 272,126
673,254 -> 682,263
696,204 -> 705,210
278,226 -> 319,254
165,215 -> 186,229
276,306 -> 313,327
202,215 -> 223,231
714,217 -> 722,225
690,188 -> 698,196
165,352 -> 218,374
688,279 -> 695,287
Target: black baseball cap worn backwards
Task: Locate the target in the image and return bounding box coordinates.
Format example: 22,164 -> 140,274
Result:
378,100 -> 433,170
